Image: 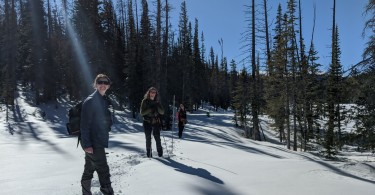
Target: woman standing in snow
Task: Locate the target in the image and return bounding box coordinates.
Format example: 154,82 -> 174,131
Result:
140,87 -> 165,157
177,104 -> 187,138
80,74 -> 114,195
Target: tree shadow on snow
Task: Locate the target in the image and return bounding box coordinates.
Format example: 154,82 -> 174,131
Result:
108,139 -> 144,154
301,153 -> 375,184
178,114 -> 375,184
155,158 -> 224,184
13,121 -> 70,155
179,125 -> 285,159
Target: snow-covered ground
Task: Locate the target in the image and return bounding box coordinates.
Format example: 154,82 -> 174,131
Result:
1,88 -> 374,195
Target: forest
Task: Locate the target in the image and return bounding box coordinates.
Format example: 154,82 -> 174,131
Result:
0,0 -> 374,158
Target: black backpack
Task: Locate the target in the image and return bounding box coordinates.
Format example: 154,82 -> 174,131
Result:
66,101 -> 83,136
66,96 -> 114,147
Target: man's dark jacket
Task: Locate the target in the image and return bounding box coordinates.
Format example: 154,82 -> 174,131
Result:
80,90 -> 112,149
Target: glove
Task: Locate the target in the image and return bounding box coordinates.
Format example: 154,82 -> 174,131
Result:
148,101 -> 156,110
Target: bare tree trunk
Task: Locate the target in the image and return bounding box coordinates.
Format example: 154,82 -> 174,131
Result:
337,104 -> 342,150
263,0 -> 271,65
162,0 -> 169,102
156,0 -> 162,89
251,0 -> 260,141
305,2 -> 317,151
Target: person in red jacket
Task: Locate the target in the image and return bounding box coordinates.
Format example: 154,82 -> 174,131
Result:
176,104 -> 187,138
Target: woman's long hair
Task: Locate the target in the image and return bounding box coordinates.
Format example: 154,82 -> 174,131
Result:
143,87 -> 160,102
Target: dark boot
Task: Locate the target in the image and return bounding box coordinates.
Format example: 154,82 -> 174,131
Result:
81,180 -> 92,195
100,184 -> 114,195
157,148 -> 163,157
146,148 -> 152,158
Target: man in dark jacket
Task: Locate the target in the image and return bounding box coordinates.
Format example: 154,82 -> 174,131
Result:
80,74 -> 114,195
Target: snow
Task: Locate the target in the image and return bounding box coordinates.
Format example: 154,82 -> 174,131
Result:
1,88 -> 375,195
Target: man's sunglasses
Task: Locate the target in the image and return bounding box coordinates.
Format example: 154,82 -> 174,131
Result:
97,80 -> 110,85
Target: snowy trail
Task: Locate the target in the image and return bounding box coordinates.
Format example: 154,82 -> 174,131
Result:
107,112 -> 375,195
1,94 -> 375,194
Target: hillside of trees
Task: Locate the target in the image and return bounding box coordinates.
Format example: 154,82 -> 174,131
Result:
0,0 -> 374,158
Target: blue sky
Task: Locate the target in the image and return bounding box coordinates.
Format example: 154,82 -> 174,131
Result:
168,0 -> 370,72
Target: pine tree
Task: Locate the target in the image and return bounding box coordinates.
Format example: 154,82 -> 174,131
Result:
191,18 -> 204,110
286,0 -> 300,150
138,0 -> 155,87
176,1 -> 194,108
233,67 -> 251,137
297,0 -> 309,151
161,0 -> 170,102
102,0 -> 126,104
0,2 -> 4,101
17,0 -> 49,104
325,0 -> 342,158
266,4 -> 288,143
305,42 -> 323,149
2,0 -> 17,106
72,0 -> 103,96
246,0 -> 261,140
125,0 -> 143,117
219,57 -> 230,110
200,31 -> 209,104
354,0 -> 375,151
59,0 -> 80,100
363,0 -> 375,68
43,0 -> 58,102
229,59 -> 239,125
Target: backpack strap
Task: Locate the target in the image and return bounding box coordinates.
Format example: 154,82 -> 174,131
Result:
77,134 -> 81,148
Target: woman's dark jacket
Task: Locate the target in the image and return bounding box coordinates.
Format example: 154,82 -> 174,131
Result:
178,109 -> 187,122
140,99 -> 165,123
80,90 -> 112,149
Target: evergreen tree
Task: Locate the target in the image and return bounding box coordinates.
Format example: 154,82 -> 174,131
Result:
102,0 -> 126,104
200,31 -> 209,104
232,67 -> 251,137
18,0 -> 49,104
139,0 -> 154,88
161,0 -> 170,101
72,0 -> 102,95
219,57 -> 230,109
60,0 -> 80,100
191,18 -> 204,110
363,0 -> 375,68
229,59 -> 239,125
125,0 -> 143,117
325,0 -> 342,157
179,1 -> 193,107
297,0 -> 310,151
286,0 -> 300,150
354,0 -> 375,151
2,0 -> 17,106
43,0 -> 59,102
266,4 -> 288,143
305,42 -> 323,148
0,2 -> 4,103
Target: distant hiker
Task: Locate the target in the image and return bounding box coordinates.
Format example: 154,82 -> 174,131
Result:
80,74 -> 114,195
177,104 -> 187,138
140,87 -> 165,157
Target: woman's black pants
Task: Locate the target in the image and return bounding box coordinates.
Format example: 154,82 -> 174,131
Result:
178,121 -> 185,138
143,121 -> 162,155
